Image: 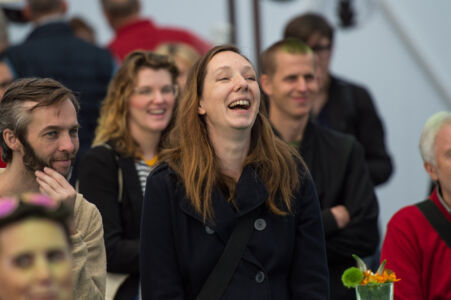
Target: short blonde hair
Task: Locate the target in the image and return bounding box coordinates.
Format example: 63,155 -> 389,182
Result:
155,43 -> 200,67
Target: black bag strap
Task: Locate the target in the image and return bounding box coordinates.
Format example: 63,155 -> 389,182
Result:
99,143 -> 124,203
416,199 -> 451,248
196,208 -> 260,300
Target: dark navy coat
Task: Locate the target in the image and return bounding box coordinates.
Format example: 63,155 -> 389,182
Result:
140,164 -> 329,300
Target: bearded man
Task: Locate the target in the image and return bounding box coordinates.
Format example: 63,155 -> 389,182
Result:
0,77 -> 106,299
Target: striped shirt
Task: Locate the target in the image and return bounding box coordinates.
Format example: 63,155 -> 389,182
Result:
135,156 -> 159,196
135,160 -> 154,196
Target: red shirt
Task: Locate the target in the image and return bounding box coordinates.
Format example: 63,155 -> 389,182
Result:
381,188 -> 451,300
108,19 -> 212,62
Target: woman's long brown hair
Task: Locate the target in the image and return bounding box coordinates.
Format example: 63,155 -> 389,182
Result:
160,45 -> 305,222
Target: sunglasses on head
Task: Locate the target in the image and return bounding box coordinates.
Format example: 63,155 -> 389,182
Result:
0,194 -> 59,218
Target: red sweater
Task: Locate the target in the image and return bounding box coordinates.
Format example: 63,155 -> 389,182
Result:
108,19 -> 212,62
381,188 -> 451,300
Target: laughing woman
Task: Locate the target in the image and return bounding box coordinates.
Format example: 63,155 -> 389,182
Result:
140,45 -> 329,299
77,51 -> 178,300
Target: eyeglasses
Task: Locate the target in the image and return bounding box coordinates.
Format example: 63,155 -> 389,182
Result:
133,85 -> 178,98
0,194 -> 59,218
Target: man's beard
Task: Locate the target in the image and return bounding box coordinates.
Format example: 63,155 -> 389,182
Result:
19,136 -> 76,178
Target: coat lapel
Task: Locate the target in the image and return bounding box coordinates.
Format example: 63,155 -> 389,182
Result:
179,166 -> 268,244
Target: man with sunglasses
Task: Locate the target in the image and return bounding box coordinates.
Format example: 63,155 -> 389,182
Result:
0,78 -> 106,299
284,13 -> 393,187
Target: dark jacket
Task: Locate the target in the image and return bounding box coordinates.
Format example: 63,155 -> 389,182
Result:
299,120 -> 380,300
317,75 -> 393,186
140,163 -> 329,300
1,21 -> 114,162
78,144 -> 141,300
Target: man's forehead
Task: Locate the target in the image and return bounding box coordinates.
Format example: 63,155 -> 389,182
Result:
436,123 -> 451,146
274,51 -> 315,72
23,98 -> 76,113
24,99 -> 78,126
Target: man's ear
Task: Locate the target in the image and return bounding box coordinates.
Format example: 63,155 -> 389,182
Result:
2,129 -> 22,151
424,161 -> 439,182
259,74 -> 272,96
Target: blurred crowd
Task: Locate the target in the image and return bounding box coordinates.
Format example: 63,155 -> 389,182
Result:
0,1 -> 449,300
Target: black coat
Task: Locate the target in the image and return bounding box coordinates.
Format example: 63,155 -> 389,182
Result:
78,144 -> 142,300
299,120 -> 380,300
140,164 -> 329,300
317,75 -> 393,186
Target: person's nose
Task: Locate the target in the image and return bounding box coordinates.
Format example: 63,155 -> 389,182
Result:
152,89 -> 165,104
296,78 -> 307,92
234,74 -> 249,92
33,256 -> 52,283
58,132 -> 75,153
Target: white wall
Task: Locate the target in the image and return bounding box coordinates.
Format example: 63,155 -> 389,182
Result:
7,0 -> 451,239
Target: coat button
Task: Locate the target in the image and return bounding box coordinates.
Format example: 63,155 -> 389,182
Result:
205,226 -> 215,235
254,218 -> 266,231
255,271 -> 265,283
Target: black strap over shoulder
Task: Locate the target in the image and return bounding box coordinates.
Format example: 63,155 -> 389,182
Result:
196,208 -> 260,300
416,199 -> 451,248
98,143 -> 124,203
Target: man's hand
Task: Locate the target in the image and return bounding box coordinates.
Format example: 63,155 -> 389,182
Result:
330,205 -> 350,229
35,167 -> 77,212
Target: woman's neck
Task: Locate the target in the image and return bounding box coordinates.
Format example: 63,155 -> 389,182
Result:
208,127 -> 251,182
129,124 -> 161,160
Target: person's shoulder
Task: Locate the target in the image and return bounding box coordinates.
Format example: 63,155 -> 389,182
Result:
71,36 -> 113,61
73,193 -> 103,232
313,122 -> 358,152
2,43 -> 27,61
80,143 -> 118,163
75,193 -> 101,216
332,74 -> 369,92
149,162 -> 177,181
388,203 -> 423,227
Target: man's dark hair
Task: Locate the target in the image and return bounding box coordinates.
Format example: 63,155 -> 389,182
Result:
100,0 -> 139,20
28,0 -> 63,18
0,77 -> 79,163
260,38 -> 313,77
284,13 -> 334,45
